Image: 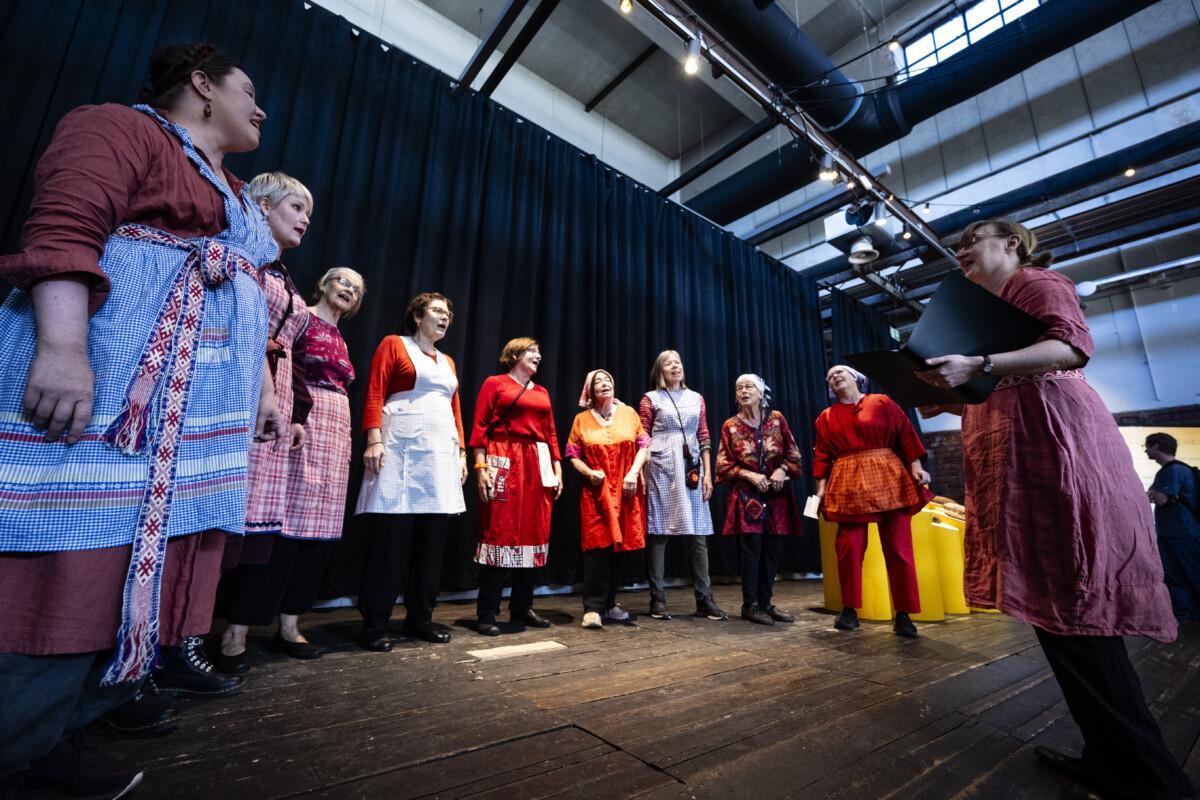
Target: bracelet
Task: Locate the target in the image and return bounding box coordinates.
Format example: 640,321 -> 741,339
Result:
472,462 -> 489,471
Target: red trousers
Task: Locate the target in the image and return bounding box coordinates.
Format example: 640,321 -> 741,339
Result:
835,511 -> 921,613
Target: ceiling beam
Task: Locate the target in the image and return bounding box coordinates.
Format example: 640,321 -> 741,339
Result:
454,0 -> 531,94
479,0 -> 562,98
658,117 -> 775,197
585,43 -> 658,113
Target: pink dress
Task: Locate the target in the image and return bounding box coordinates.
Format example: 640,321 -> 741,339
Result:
961,268 -> 1176,641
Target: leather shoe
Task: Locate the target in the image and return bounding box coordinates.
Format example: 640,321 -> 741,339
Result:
404,621 -> 451,644
269,632 -> 322,659
741,604 -> 775,625
512,610 -> 552,628
95,688 -> 179,738
834,607 -> 860,631
477,619 -> 502,636
1033,746 -> 1106,795
363,631 -> 393,652
893,612 -> 918,638
764,605 -> 795,623
217,649 -> 252,674
156,636 -> 245,696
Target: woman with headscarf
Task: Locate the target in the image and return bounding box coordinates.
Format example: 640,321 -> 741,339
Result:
814,365 -> 931,637
715,374 -> 805,625
917,219 -> 1187,799
566,370 -> 650,629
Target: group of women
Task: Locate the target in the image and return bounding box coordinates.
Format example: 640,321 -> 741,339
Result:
0,40 -> 1192,800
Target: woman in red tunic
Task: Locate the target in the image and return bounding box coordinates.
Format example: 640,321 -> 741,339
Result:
918,219 -> 1188,800
566,370 -> 649,629
715,374 -> 804,625
470,338 -> 562,635
814,365 -> 931,637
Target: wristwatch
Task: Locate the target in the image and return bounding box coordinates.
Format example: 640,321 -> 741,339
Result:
979,355 -> 994,375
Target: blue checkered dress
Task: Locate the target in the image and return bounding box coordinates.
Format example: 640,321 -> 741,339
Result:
643,389 -> 714,536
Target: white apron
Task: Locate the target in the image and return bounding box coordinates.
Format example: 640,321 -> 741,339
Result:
355,336 -> 465,515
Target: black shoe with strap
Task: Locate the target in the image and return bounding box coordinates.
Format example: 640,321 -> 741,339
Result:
155,636 -> 244,696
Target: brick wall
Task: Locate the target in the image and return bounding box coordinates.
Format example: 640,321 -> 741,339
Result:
918,404 -> 1200,504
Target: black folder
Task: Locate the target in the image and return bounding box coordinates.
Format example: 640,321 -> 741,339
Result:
844,271 -> 1049,406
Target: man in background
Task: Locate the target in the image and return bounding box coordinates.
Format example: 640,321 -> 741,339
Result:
1145,432 -> 1200,621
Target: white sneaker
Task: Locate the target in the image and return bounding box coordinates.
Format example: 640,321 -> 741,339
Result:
605,605 -> 630,622
582,611 -> 603,629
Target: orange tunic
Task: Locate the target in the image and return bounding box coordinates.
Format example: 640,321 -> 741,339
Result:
566,406 -> 649,552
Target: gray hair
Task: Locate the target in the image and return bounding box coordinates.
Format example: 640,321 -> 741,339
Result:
247,171 -> 313,214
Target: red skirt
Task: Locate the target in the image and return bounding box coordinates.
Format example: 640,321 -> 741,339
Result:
474,436 -> 553,568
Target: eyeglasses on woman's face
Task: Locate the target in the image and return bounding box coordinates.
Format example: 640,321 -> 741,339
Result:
330,276 -> 362,296
956,232 -> 1010,253
424,304 -> 453,321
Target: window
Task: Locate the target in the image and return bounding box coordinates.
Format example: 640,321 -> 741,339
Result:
894,0 -> 1044,82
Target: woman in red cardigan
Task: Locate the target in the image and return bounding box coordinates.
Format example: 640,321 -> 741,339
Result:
353,292 -> 467,651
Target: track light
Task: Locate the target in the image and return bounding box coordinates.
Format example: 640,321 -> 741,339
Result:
887,39 -> 901,52
873,201 -> 887,226
684,37 -> 701,75
901,227 -> 913,240
818,154 -> 837,182
921,202 -> 931,214
619,0 -> 633,12
1123,166 -> 1136,178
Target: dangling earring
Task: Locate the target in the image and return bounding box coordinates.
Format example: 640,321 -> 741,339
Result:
203,98 -> 213,118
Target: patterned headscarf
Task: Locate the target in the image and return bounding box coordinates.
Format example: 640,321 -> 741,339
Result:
578,369 -> 617,409
826,364 -> 868,399
735,373 -> 772,410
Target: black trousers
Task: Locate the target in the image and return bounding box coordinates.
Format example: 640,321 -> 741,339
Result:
476,565 -> 539,623
358,514 -> 450,635
223,535 -> 336,626
1034,627 -> 1193,800
738,533 -> 783,608
582,547 -> 625,613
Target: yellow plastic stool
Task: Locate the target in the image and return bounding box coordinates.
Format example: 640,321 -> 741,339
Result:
819,517 -> 895,621
929,511 -> 969,614
908,511 -> 945,622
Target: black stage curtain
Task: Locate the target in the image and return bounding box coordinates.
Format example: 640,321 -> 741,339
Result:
0,0 -> 827,596
829,287 -> 922,432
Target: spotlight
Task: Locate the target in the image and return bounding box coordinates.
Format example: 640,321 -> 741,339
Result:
921,202 -> 931,214
901,227 -> 913,240
818,154 -> 837,182
848,236 -> 880,265
887,39 -> 901,52
873,201 -> 887,226
684,37 -> 701,75
619,0 -> 632,12
845,178 -> 857,190
1123,166 -> 1136,178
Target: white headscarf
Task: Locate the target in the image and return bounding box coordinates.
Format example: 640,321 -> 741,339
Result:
735,373 -> 772,410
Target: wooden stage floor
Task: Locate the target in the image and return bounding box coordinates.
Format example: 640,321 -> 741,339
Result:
107,581 -> 1200,799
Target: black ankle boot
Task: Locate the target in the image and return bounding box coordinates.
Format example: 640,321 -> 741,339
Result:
155,636 -> 245,695
834,607 -> 860,630
893,612 -> 918,638
694,592 -> 728,621
649,591 -> 671,619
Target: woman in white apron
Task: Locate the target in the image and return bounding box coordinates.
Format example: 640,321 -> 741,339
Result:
354,292 -> 467,651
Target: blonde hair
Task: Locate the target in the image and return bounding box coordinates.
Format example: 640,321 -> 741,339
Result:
247,171 -> 314,214
312,267 -> 365,319
958,219 -> 1052,268
499,337 -> 539,371
649,350 -> 686,390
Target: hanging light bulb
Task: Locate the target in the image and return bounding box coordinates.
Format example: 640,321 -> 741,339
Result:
921,202 -> 931,214
901,227 -> 913,240
619,0 -> 633,12
1123,166 -> 1136,178
845,178 -> 857,190
684,36 -> 701,75
818,153 -> 837,182
887,39 -> 901,52
873,201 -> 887,226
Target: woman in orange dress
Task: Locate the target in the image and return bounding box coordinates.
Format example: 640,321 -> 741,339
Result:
566,370 -> 649,629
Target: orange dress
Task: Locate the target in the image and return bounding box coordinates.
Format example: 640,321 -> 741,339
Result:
565,406 -> 649,552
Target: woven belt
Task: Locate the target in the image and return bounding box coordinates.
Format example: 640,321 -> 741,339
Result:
996,368 -> 1085,391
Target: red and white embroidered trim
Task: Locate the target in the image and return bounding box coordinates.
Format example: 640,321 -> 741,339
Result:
995,368 -> 1085,391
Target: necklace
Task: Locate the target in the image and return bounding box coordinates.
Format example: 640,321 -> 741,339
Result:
592,405 -> 614,423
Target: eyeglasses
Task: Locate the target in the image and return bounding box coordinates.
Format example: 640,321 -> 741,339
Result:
956,232 -> 1009,252
425,306 -> 454,321
331,276 -> 362,296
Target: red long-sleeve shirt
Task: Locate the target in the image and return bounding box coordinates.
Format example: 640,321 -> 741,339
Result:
468,375 -> 561,461
360,335 -> 465,448
812,394 -> 925,479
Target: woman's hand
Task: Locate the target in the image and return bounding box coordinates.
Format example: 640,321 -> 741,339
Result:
916,355 -> 983,389
289,423 -> 305,451
363,441 -> 385,474
26,278 -> 93,444
588,469 -> 606,486
476,465 -> 493,503
769,467 -> 787,492
702,473 -> 714,501
745,470 -> 770,493
816,478 -> 827,499
622,470 -> 638,497
459,453 -> 468,486
911,464 -> 931,485
553,463 -> 564,500
255,390 -> 284,442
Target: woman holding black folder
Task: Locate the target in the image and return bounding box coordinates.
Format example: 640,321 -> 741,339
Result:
918,219 -> 1188,800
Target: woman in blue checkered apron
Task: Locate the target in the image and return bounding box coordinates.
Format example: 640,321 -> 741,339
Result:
0,44 -> 279,788
638,350 -> 727,621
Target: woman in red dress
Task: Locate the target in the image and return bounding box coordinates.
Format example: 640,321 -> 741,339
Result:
566,369 -> 649,629
814,365 -> 931,637
470,338 -> 562,635
715,374 -> 804,625
918,219 -> 1187,799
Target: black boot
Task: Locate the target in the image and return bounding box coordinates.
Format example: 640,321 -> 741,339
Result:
740,604 -> 774,625
694,592 -> 728,621
648,591 -> 671,620
893,612 -> 918,638
94,685 -> 180,738
834,607 -> 860,630
155,636 -> 245,696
